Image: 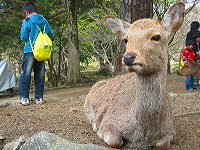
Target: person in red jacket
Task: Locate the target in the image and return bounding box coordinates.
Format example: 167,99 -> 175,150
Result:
182,40 -> 195,61
181,39 -> 199,91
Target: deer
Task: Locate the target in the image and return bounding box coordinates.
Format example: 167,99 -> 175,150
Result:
84,2 -> 185,149
177,59 -> 200,79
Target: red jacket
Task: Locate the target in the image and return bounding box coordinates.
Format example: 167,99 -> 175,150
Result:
181,48 -> 195,61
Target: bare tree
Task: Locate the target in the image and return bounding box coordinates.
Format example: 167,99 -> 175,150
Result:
64,0 -> 80,84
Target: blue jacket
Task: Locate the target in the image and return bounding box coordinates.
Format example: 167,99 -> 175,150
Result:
20,14 -> 54,53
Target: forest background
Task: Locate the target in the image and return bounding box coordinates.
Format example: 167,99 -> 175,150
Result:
0,0 -> 199,88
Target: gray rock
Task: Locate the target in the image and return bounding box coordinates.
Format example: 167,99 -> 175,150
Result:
0,102 -> 10,107
4,131 -> 109,150
3,135 -> 26,150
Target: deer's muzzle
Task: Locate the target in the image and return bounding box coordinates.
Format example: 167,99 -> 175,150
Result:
123,53 -> 136,66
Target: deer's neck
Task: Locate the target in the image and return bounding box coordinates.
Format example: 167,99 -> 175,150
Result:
135,72 -> 167,126
133,72 -> 168,146
135,72 -> 166,112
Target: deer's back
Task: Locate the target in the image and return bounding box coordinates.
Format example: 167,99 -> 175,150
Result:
84,73 -> 137,134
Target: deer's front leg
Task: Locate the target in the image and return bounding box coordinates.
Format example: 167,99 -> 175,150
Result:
97,124 -> 123,148
155,135 -> 173,150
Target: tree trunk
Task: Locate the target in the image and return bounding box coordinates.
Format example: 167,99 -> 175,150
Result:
66,0 -> 80,83
115,0 -> 153,75
48,55 -> 58,87
115,39 -> 124,75
122,0 -> 153,23
58,31 -> 62,86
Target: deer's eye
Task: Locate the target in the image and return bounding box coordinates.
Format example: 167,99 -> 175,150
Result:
151,35 -> 161,41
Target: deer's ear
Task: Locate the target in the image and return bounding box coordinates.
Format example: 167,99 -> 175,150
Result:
105,16 -> 131,39
162,2 -> 185,32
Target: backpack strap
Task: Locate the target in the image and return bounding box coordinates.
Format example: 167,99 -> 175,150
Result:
25,17 -> 30,22
44,25 -> 46,33
35,25 -> 41,31
35,24 -> 46,33
29,36 -> 34,53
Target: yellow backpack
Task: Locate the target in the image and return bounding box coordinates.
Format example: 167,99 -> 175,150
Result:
29,25 -> 52,61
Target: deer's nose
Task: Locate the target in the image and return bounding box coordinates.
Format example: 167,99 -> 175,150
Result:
123,53 -> 136,66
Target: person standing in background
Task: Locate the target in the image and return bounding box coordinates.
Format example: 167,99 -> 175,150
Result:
185,21 -> 200,88
186,21 -> 199,41
181,40 -> 197,91
192,31 -> 200,88
192,31 -> 200,61
19,2 -> 54,105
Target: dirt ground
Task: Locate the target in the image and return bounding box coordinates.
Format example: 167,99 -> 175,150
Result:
0,74 -> 200,150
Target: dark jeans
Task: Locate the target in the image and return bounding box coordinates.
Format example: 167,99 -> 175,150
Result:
185,75 -> 195,90
19,53 -> 45,99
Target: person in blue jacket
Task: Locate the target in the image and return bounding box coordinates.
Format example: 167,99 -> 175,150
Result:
19,2 -> 54,105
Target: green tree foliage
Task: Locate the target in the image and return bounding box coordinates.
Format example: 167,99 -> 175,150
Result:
2,0 -> 194,85
0,0 -> 24,58
78,6 -> 119,70
0,0 -> 121,85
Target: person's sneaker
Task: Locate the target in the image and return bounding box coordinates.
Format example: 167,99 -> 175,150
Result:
18,97 -> 30,106
35,98 -> 44,104
187,88 -> 194,92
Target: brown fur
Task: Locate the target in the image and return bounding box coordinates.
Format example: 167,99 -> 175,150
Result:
85,2 -> 185,149
177,59 -> 200,79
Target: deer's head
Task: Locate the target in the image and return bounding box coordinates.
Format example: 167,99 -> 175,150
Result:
105,2 -> 185,75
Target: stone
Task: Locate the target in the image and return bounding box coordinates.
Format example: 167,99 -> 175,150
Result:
3,131 -> 110,150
